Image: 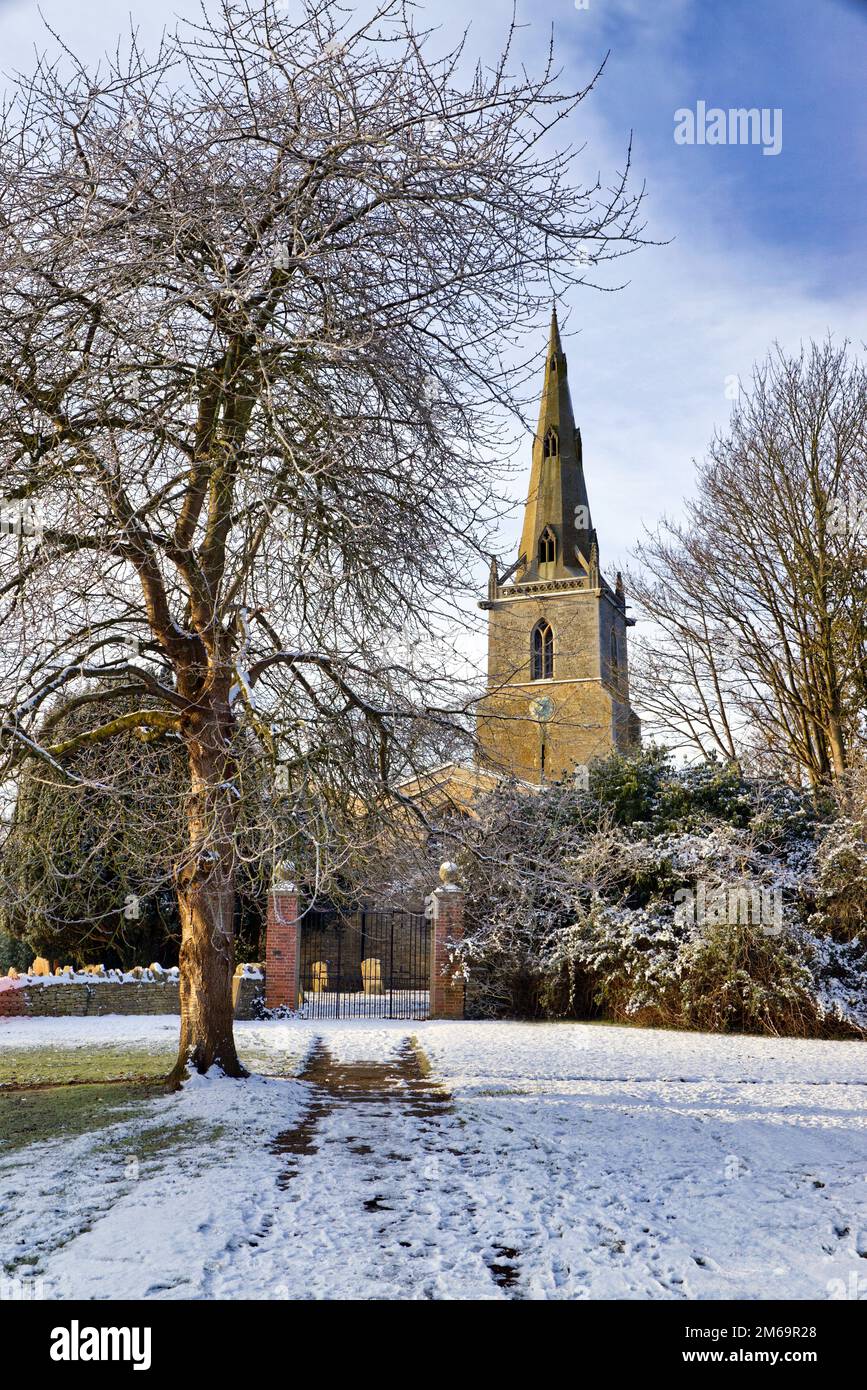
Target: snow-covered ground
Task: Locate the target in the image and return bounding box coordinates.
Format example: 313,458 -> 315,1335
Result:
1,1016 -> 866,1300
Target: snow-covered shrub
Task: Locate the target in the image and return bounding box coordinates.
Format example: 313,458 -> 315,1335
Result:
677,922 -> 819,1036
560,901 -> 685,1026
807,818 -> 867,939
655,758 -> 755,831
746,779 -> 820,852
456,749 -> 865,1037
576,834 -> 678,906
803,932 -> 867,1032
557,897 -> 823,1037
588,746 -> 753,831
458,778 -> 602,1018
587,745 -> 670,826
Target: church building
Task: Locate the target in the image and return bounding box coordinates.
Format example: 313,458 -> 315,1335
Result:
398,309 -> 639,814
476,309 -> 640,783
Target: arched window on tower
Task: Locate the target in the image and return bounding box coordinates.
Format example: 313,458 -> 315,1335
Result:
532,620 -> 554,681
610,629 -> 619,683
543,428 -> 559,459
538,526 -> 557,568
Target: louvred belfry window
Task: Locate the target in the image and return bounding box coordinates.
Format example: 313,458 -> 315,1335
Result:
531,621 -> 554,681
538,526 -> 557,567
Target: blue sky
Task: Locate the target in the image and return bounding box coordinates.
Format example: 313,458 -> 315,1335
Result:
475,0 -> 867,571
0,0 -> 863,581
568,0 -> 866,280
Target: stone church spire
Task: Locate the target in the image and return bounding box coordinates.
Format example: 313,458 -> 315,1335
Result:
475,311 -> 641,783
517,307 -> 596,581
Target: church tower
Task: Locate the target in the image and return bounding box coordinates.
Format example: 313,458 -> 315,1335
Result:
477,310 -> 640,782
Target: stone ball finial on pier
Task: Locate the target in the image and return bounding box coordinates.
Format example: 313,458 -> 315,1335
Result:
438,860 -> 461,889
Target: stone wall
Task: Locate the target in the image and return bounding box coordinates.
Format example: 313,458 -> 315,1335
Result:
232,972 -> 264,1020
0,984 -> 28,1018
0,968 -> 264,1021
24,981 -> 180,1017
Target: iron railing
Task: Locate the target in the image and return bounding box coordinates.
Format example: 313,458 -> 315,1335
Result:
299,908 -> 430,1019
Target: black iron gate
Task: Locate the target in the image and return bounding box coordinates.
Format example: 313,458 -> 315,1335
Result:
299,908 -> 431,1019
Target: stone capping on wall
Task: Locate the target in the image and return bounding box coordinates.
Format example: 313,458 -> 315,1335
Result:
1,963 -> 181,990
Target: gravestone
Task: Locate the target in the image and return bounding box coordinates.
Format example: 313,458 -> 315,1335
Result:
361,958 -> 384,995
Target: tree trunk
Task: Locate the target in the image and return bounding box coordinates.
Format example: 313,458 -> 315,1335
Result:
827,711 -> 848,780
168,703 -> 246,1086
170,867 -> 246,1085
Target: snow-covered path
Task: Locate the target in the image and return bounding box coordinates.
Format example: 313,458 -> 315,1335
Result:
1,1017 -> 866,1299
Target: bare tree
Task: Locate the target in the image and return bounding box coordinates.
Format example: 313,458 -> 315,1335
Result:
628,340 -> 867,786
0,0 -> 645,1080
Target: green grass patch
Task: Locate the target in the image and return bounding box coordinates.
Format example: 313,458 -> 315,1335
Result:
0,1081 -> 164,1156
0,1035 -> 305,1088
0,1043 -> 176,1088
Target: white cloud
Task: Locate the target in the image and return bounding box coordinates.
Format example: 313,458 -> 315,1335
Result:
2,0 -> 861,583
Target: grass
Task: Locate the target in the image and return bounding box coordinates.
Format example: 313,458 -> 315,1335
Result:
0,1031 -> 300,1159
0,1042 -> 176,1088
0,1083 -> 226,1281
92,1115 -> 226,1163
0,1025 -> 296,1287
0,1035 -> 306,1089
0,1081 -> 165,1156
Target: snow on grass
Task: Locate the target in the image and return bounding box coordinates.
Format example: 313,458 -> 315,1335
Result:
0,1064 -> 309,1298
412,1022 -> 867,1299
1,1016 -> 866,1299
414,1018 -> 867,1087
0,1014 -> 180,1053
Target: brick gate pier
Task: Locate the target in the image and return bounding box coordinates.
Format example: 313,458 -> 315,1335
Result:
264,862 -> 465,1019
